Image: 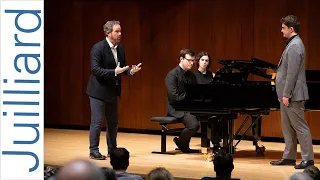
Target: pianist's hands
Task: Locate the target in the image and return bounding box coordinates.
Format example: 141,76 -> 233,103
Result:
282,97 -> 289,106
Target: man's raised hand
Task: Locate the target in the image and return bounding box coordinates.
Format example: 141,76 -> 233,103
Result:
115,62 -> 129,75
131,63 -> 142,73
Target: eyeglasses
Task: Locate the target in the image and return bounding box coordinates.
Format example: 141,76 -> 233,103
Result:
184,58 -> 195,62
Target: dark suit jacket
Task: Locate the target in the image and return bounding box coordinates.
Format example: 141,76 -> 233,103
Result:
86,39 -> 132,101
165,65 -> 197,118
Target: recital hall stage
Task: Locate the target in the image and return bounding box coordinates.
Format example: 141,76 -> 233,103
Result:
45,128 -> 320,180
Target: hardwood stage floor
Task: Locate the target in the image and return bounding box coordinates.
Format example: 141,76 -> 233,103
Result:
45,128 -> 320,180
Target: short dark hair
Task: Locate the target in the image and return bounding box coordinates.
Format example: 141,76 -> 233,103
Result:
179,48 -> 195,59
213,152 -> 234,177
196,51 -> 211,69
280,15 -> 300,33
110,148 -> 129,170
101,167 -> 117,180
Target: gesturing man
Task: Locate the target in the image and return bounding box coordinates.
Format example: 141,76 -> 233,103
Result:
86,20 -> 141,160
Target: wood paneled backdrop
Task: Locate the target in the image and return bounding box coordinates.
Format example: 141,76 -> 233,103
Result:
44,0 -> 320,140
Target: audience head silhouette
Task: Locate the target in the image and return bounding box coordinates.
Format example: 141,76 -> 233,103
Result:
213,152 -> 234,179
147,167 -> 174,180
290,172 -> 313,180
110,147 -> 130,170
101,167 -> 117,180
55,159 -> 104,180
304,165 -> 320,180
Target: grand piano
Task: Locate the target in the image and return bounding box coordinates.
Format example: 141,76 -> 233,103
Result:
171,58 -> 320,154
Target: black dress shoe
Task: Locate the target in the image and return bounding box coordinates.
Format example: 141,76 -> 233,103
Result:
294,160 -> 314,169
89,151 -> 106,160
270,159 -> 296,165
173,137 -> 181,150
173,137 -> 199,153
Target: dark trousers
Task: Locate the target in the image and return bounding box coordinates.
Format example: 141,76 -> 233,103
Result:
89,96 -> 118,154
179,112 -> 200,150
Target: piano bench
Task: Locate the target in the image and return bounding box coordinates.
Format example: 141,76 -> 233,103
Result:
151,116 -> 183,155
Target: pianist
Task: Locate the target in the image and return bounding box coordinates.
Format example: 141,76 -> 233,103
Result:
194,51 -> 224,152
165,48 -> 199,153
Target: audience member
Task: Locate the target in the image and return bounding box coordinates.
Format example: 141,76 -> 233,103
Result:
101,167 -> 117,180
290,172 -> 313,180
55,159 -> 104,180
110,147 -> 143,180
44,166 -> 59,180
147,167 -> 174,180
201,152 -> 240,180
304,165 -> 320,180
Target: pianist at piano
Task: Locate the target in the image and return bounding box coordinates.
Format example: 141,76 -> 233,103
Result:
270,15 -> 314,169
194,51 -> 225,153
165,48 -> 199,153
171,55 -> 320,159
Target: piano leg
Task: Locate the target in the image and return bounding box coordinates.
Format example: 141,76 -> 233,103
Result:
251,115 -> 265,154
227,118 -> 235,154
216,114 -> 237,154
224,116 -> 250,154
232,114 -> 265,154
200,121 -> 210,154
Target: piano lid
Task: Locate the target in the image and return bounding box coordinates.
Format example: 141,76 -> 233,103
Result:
217,58 -> 320,83
217,58 -> 277,80
218,58 -> 277,70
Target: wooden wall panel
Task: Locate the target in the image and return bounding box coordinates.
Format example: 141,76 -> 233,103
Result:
189,0 -> 254,72
189,0 -> 255,136
44,0 -> 320,140
44,1 -> 84,126
252,0 -> 287,138
139,0 -> 190,130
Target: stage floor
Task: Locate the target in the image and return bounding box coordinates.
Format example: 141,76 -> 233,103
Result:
44,128 -> 320,180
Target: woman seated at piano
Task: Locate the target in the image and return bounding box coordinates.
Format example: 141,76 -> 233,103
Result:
194,51 -> 215,84
194,51 -> 224,153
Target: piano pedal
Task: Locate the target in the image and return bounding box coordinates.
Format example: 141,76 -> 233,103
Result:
204,152 -> 214,162
204,148 -> 223,162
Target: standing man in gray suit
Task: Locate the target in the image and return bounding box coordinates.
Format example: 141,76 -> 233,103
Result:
270,15 -> 314,169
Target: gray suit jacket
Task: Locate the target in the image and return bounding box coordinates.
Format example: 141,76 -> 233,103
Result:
275,35 -> 309,102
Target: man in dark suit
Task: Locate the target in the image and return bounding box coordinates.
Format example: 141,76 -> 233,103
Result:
165,48 -> 199,153
270,15 -> 314,169
86,20 -> 142,160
